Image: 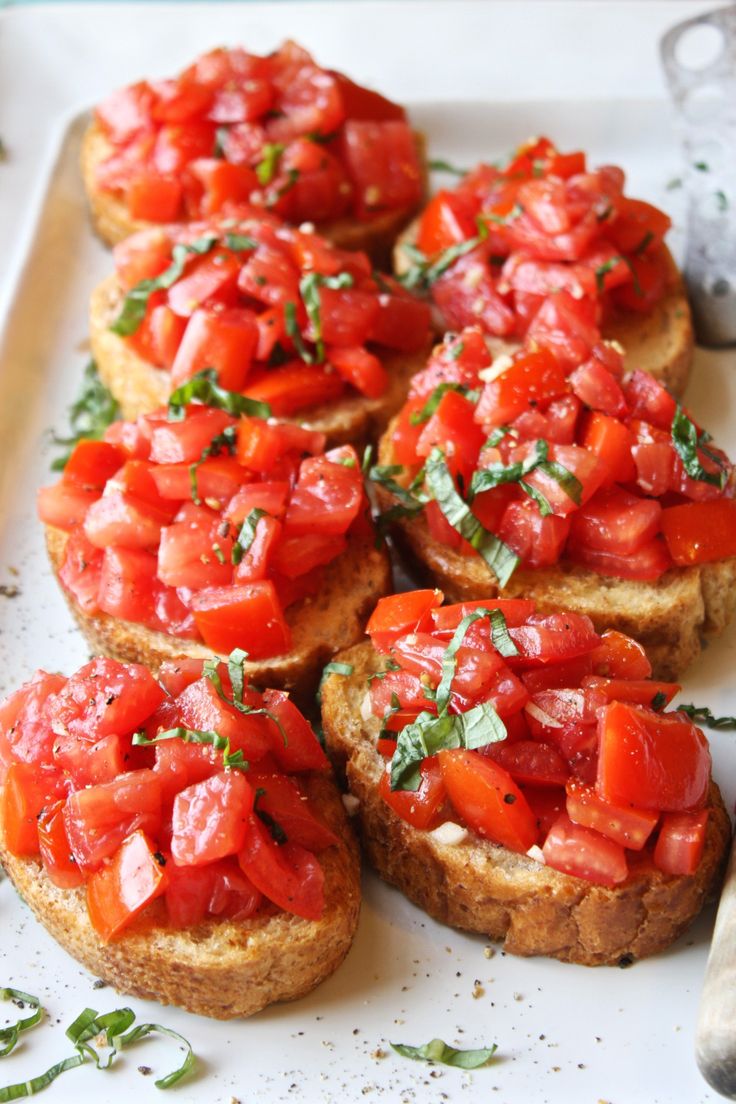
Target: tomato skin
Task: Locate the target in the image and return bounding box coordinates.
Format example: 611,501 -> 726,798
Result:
597,702 -> 711,813
0,671 -> 67,771
1,763 -> 65,856
569,488 -> 661,555
238,814 -> 324,920
486,740 -> 569,788
438,749 -> 538,853
37,482 -> 100,532
249,772 -> 338,850
46,657 -> 165,742
63,441 -> 127,491
165,857 -> 262,927
661,500 -> 736,566
341,119 -> 422,215
418,190 -> 477,255
86,830 -> 169,942
589,630 -> 652,680
190,581 -> 292,658
653,810 -> 709,875
542,813 -> 628,886
37,799 -> 85,888
581,676 -> 679,709
566,779 -> 658,850
379,757 -> 447,830
127,174 -> 183,221
263,689 -> 329,772
243,362 -> 345,416
171,771 -> 254,866
64,769 -> 162,872
580,411 -> 636,486
568,537 -> 672,582
366,590 -> 443,653
507,612 -> 600,666
475,346 -> 568,427
284,449 -> 364,537
170,307 -> 258,392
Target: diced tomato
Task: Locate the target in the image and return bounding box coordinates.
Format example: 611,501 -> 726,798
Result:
86,830 -> 169,941
569,488 -> 661,554
46,657 -> 165,741
37,482 -> 100,532
542,813 -> 628,886
225,481 -> 290,523
0,671 -> 66,771
568,537 -> 672,582
158,519 -> 233,590
597,701 -> 711,812
171,770 -> 254,866
366,589 -> 443,653
581,676 -> 679,709
418,190 -> 477,255
391,632 -> 504,706
507,612 -> 600,666
326,345 -> 387,399
238,814 -> 324,920
569,357 -> 627,417
487,740 -> 568,787
368,292 -> 431,352
379,757 -> 447,830
661,500 -> 736,566
170,307 -> 258,391
165,857 -> 262,927
520,653 -> 593,693
64,769 -> 162,872
184,159 -> 258,217
63,441 -> 126,491
58,531 -> 103,614
96,81 -> 156,142
589,630 -> 652,679
284,448 -> 363,536
37,799 -> 85,888
191,581 -> 291,657
498,500 -> 570,568
53,733 -> 125,788
1,762 -> 64,856
653,809 -> 709,875
566,779 -> 658,850
341,119 -> 422,215
370,668 -> 436,720
250,772 -> 338,850
236,416 -> 325,473
475,346 -> 568,427
262,689 -> 328,771
149,408 -> 234,464
127,174 -> 183,222
438,748 -> 538,853
173,676 -> 271,760
97,546 -> 160,628
580,411 -> 636,485
623,371 -> 677,431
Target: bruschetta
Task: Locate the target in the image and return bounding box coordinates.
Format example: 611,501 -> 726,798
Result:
82,41 -> 426,262
394,136 -> 693,394
320,589 -> 730,966
372,328 -> 736,679
37,404 -> 391,703
89,212 -> 432,441
0,653 -> 360,1018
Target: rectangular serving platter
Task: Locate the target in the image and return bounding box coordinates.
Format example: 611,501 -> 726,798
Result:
0,5 -> 735,1102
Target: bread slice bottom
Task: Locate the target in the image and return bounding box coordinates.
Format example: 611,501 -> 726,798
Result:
89,273 -> 431,444
81,120 -> 425,267
376,434 -> 736,681
321,642 -> 731,967
0,772 -> 360,1018
393,220 -> 693,397
46,525 -> 391,705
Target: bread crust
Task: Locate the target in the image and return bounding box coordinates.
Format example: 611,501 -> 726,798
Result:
321,642 -> 731,966
376,427 -> 736,680
393,219 -> 694,397
89,274 -> 431,445
82,120 -> 426,267
46,525 -> 392,706
0,772 -> 361,1018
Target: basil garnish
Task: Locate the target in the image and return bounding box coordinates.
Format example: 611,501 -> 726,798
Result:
0,1055 -> 84,1100
284,301 -> 314,364
0,989 -> 42,1057
468,439 -> 582,517
168,368 -> 271,421
132,727 -> 249,772
299,271 -> 354,363
391,1037 -> 497,1069
650,691 -> 667,712
254,787 -> 288,844
428,158 -> 469,177
255,142 -> 285,186
390,703 -> 506,791
594,256 -> 622,292
424,449 -> 519,587
110,233 -> 219,336
398,237 -> 483,292
671,406 -> 728,489
222,232 -> 259,252
677,704 -> 736,730
435,608 -> 496,712
316,661 -> 354,707
490,608 -> 519,658
231,508 -> 267,565
50,361 -> 120,471
409,383 -> 480,426
202,654 -> 288,744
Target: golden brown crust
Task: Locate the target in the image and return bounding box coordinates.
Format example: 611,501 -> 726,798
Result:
0,773 -> 360,1018
82,120 -> 427,266
90,274 -> 431,446
376,426 -> 736,680
393,219 -> 694,397
46,525 -> 392,707
321,642 -> 731,966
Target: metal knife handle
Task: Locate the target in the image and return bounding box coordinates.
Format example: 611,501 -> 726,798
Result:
696,833 -> 736,1097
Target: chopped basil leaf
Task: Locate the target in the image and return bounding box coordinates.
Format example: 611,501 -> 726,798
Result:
222,232 -> 259,252
369,463 -> 425,512
254,787 -> 288,844
112,1021 -> 195,1089
429,158 -> 469,177
316,661 -> 354,706
0,989 -> 42,1057
132,726 -> 250,772
231,508 -> 267,565
469,438 -> 582,514
595,256 -> 622,292
284,300 -> 314,364
255,142 -> 285,185
189,423 -> 237,503
435,608 -> 496,712
299,271 -> 354,363
390,702 -> 506,791
0,1054 -> 85,1100
481,202 -> 523,228
66,1006 -> 136,1069
490,608 -> 519,657
0,138 -> 7,163
485,425 -> 514,448
425,449 -> 519,587
448,341 -> 465,360
666,177 -> 682,191
677,704 -> 736,730
693,161 -> 710,172
227,647 -> 248,708
715,190 -> 729,213
650,691 -> 667,712
371,270 -> 394,295
391,1038 -> 497,1069
634,231 -> 654,255
671,406 -> 727,489
110,233 -> 219,335
409,383 -> 480,426
398,236 -> 483,292
168,369 -> 271,421
50,361 -> 120,471
361,443 -> 374,475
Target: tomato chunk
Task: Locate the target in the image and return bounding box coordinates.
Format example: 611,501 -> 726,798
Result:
438,749 -> 538,853
87,830 -> 169,941
238,814 -> 324,920
542,813 -> 628,886
171,771 -> 254,866
566,779 -> 658,850
653,810 -> 709,875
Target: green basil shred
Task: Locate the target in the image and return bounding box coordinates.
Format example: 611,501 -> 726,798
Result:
255,142 -> 285,185
231,508 -> 267,565
409,383 -> 480,426
469,438 -> 582,517
391,1037 -> 497,1069
50,362 -> 120,471
132,727 -> 249,772
671,406 -> 728,489
677,704 -> 736,730
168,368 -> 270,421
0,990 -> 42,1058
428,158 -> 469,177
110,234 -> 219,335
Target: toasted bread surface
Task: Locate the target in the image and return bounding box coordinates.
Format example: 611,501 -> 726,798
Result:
0,772 -> 360,1018
89,274 -> 431,444
82,121 -> 426,266
46,525 -> 391,705
393,219 -> 693,397
376,428 -> 736,680
321,642 -> 730,966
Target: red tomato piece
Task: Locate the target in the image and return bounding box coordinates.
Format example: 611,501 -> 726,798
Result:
249,772 -> 338,851
580,411 -> 636,485
127,174 -> 183,221
0,672 -> 66,771
58,532 -> 103,614
568,537 -> 672,582
379,757 -> 447,830
170,307 -> 258,391
367,292 -> 431,352
238,814 -> 325,920
171,770 -> 254,866
498,501 -> 570,568
438,748 -> 538,853
1,762 -> 64,856
149,408 -> 234,464
190,581 -> 291,657
97,546 -> 160,628
542,813 -> 628,886
581,676 -> 679,709
418,190 -> 478,255
366,589 -> 444,653
96,81 -> 156,142
341,120 -> 422,214
475,346 -> 568,427
243,362 -> 345,416
87,830 -> 169,941
262,689 -> 328,772
508,612 -> 599,666
589,630 -> 652,679
63,441 -> 126,491
37,799 -> 85,888
487,740 -> 569,787
64,769 -> 162,872
53,733 -> 125,789
173,676 -> 271,760
284,448 -> 363,536
653,810 -> 709,875
47,657 -> 165,741
566,779 -> 658,850
37,482 -> 100,532
235,417 -> 325,473
597,702 -> 711,812
158,519 -> 233,590
326,345 -> 387,399
166,250 -> 242,318
165,858 -> 262,927
661,500 -> 736,566
569,488 -> 661,555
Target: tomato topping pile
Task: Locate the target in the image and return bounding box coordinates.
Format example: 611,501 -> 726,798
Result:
111,213 -> 430,414
365,589 -> 712,885
382,327 -> 736,582
38,404 -> 371,657
94,41 -> 423,228
0,654 -> 335,939
409,135 -> 672,343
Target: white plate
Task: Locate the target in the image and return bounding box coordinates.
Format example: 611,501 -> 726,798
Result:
0,5 -> 734,1103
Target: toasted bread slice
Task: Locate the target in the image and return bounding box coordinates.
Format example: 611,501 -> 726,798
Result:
375,429 -> 736,680
46,525 -> 391,705
0,771 -> 360,1018
321,642 -> 730,966
82,121 -> 426,266
393,220 -> 693,397
89,274 -> 431,444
